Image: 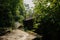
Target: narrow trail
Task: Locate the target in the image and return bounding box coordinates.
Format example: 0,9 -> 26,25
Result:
0,29 -> 36,40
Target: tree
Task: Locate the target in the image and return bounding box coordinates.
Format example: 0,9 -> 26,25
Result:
0,0 -> 24,29
33,0 -> 60,40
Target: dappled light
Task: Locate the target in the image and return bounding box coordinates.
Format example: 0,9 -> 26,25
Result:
0,0 -> 60,40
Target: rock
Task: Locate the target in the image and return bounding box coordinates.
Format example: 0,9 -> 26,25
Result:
0,29 -> 36,40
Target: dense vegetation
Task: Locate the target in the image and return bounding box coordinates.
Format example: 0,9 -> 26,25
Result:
0,0 -> 24,29
33,0 -> 60,40
0,0 -> 60,40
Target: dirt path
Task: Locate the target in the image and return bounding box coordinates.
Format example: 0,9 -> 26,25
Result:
0,29 -> 36,40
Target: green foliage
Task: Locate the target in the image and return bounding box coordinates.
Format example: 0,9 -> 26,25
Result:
33,0 -> 60,39
0,0 -> 24,28
34,0 -> 60,29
